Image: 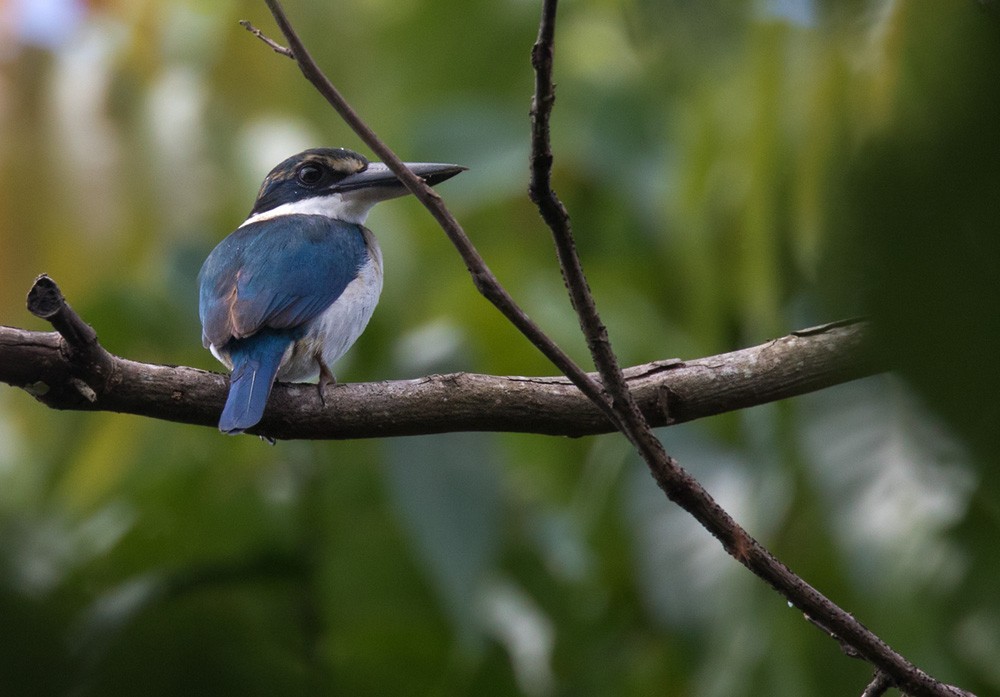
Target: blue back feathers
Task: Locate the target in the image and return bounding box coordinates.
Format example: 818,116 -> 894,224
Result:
199,215 -> 369,346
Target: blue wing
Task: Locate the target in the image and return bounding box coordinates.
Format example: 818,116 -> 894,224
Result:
198,214 -> 369,348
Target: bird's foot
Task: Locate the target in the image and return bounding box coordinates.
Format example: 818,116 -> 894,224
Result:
317,362 -> 337,406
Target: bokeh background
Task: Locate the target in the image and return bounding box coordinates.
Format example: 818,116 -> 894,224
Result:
2,0 -> 999,695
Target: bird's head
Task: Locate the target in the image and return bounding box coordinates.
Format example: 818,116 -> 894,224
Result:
243,147 -> 465,226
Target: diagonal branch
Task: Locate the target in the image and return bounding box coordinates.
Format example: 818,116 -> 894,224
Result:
526,2 -> 971,697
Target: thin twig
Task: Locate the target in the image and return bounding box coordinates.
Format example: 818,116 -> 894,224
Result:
528,0 -> 649,441
238,20 -> 294,58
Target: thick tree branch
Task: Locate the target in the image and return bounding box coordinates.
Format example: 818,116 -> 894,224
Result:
0,278 -> 877,439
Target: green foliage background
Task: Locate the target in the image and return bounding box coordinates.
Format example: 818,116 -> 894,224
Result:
1,0 -> 998,695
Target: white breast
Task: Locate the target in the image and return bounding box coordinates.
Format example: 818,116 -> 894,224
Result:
275,228 -> 384,382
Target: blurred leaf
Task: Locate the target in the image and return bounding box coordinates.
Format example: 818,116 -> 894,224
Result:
799,376 -> 975,593
383,433 -> 503,646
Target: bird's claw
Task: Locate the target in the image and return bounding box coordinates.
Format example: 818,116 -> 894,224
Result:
317,362 -> 337,407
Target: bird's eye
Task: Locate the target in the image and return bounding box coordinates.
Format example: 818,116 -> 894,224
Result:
296,164 -> 325,186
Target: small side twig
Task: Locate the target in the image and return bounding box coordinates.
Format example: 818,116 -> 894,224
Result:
26,274 -> 115,401
238,20 -> 294,58
28,274 -> 101,357
861,670 -> 896,697
803,611 -> 862,658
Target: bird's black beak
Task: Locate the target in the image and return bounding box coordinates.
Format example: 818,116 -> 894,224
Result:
331,162 -> 468,195
332,161 -> 466,193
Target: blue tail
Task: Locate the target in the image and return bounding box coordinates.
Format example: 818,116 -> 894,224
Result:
219,332 -> 292,434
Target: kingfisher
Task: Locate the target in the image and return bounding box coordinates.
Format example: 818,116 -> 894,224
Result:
198,147 -> 464,434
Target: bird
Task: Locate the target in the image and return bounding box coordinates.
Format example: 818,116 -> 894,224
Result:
198,147 -> 465,435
